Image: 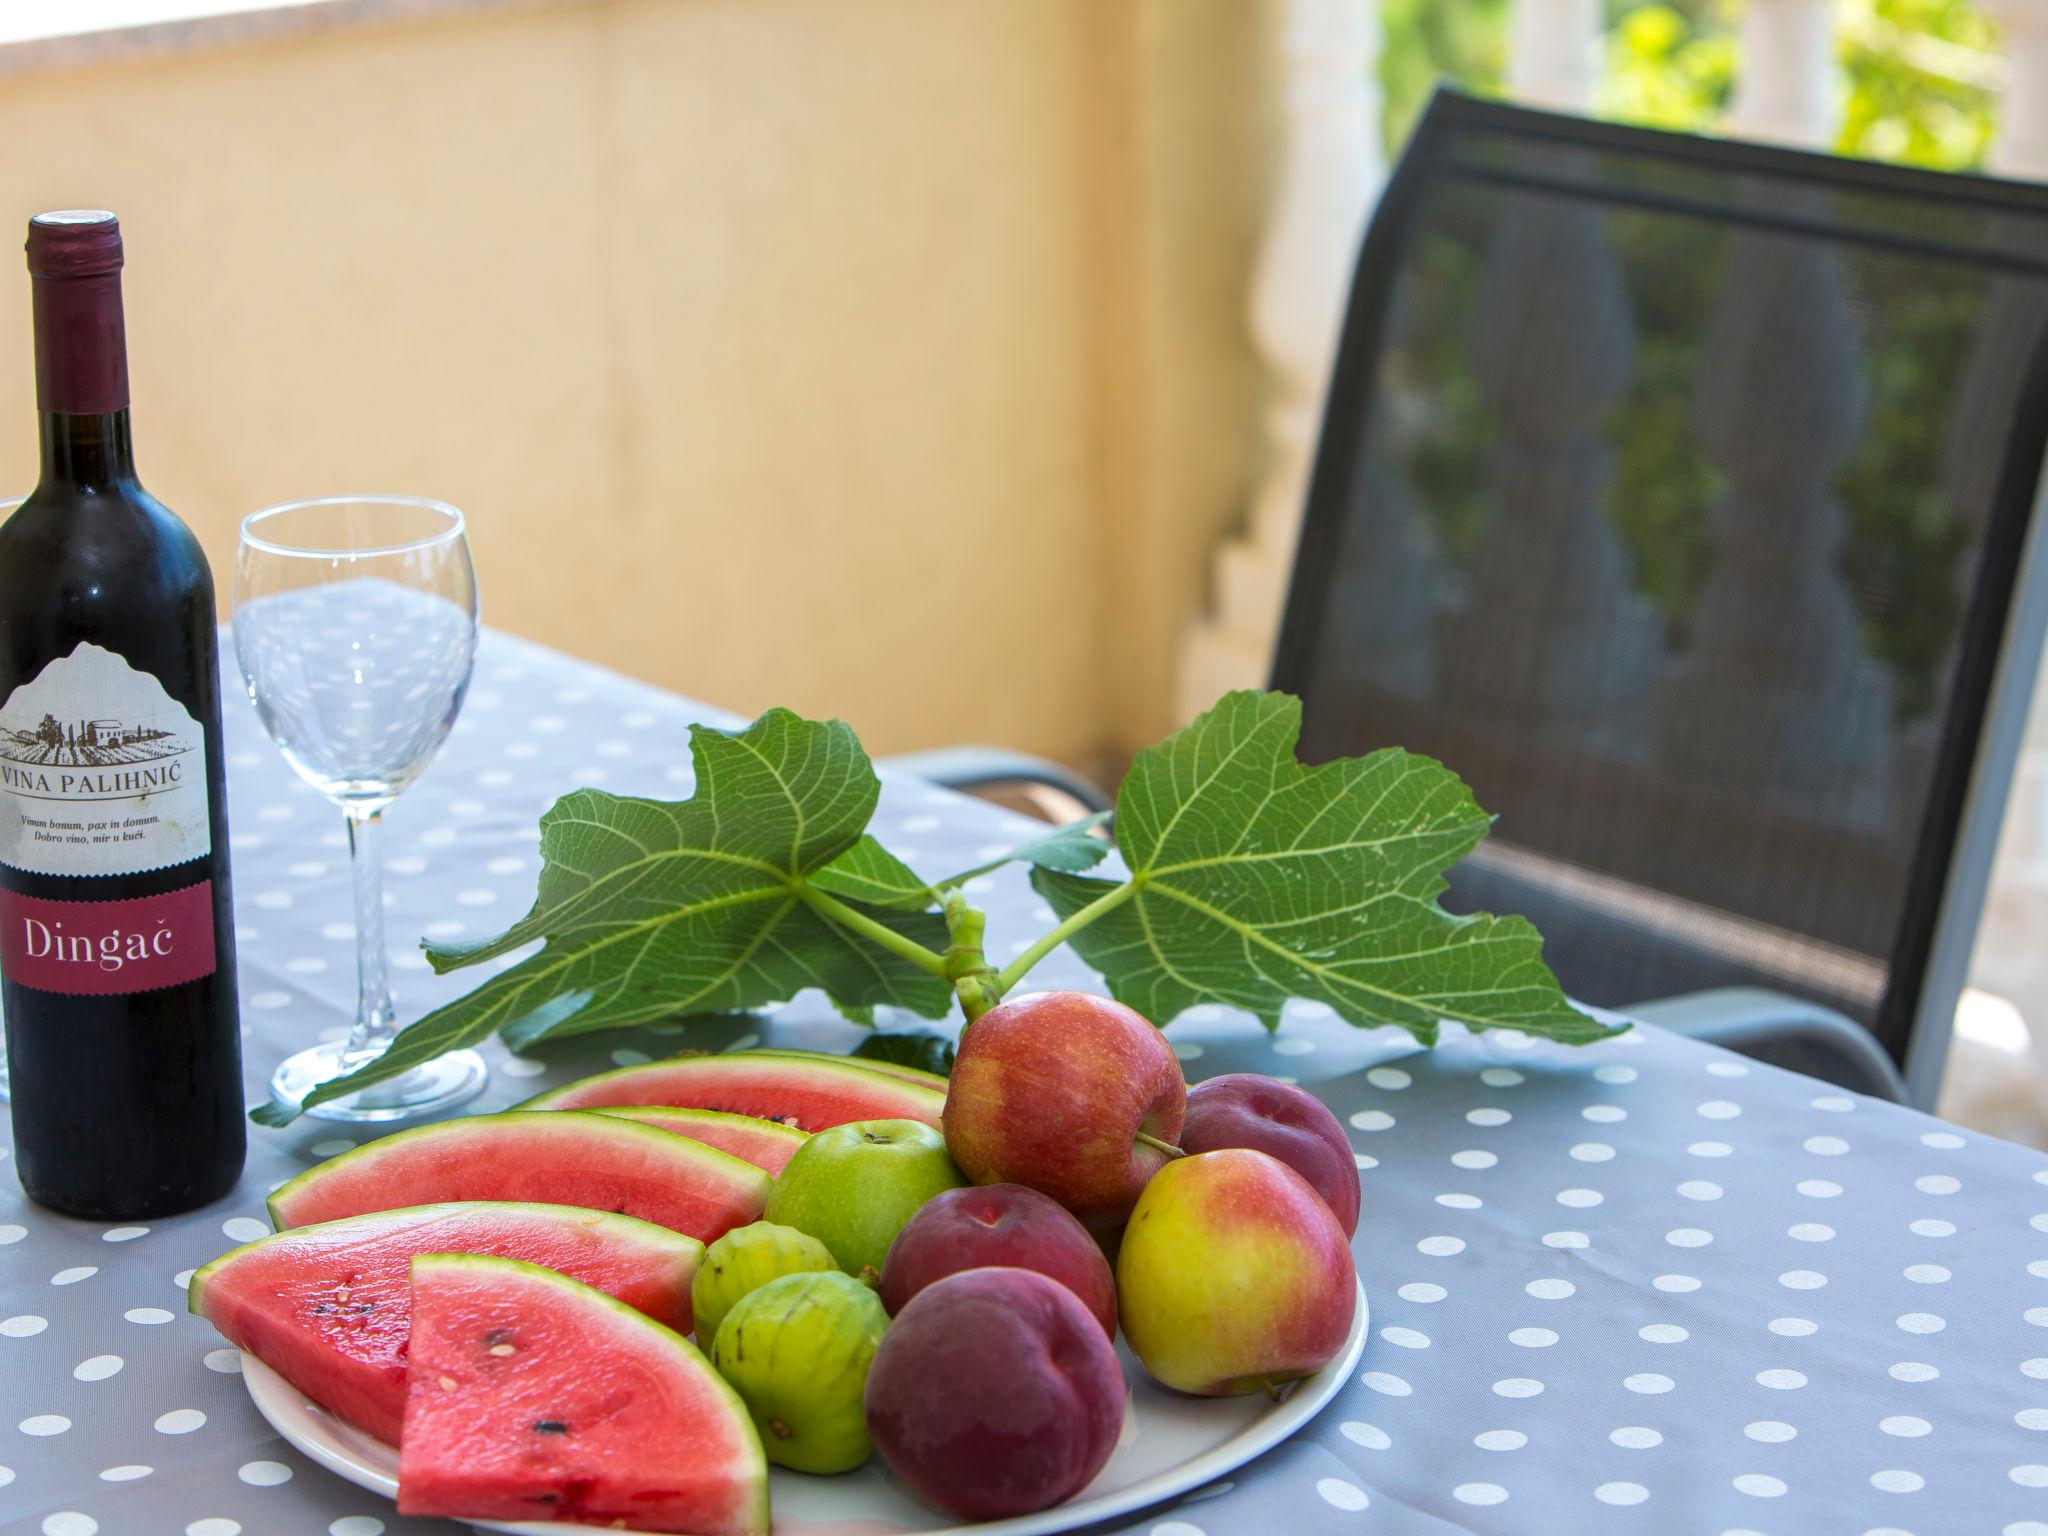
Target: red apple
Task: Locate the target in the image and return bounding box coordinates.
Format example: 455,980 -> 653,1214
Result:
1179,1073 -> 1361,1236
943,991 -> 1186,1221
880,1183 -> 1117,1336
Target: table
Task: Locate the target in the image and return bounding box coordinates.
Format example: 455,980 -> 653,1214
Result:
4,630 -> 2048,1536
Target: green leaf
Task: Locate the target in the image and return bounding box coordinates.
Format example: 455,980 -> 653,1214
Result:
256,709 -> 951,1124
852,1030 -> 957,1077
936,811 -> 1113,886
810,835 -> 937,911
1030,691 -> 1616,1047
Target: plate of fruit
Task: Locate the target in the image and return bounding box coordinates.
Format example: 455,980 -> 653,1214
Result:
198,993 -> 1369,1533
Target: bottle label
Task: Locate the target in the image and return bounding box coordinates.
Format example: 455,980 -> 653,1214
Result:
0,880 -> 216,994
0,642 -> 212,877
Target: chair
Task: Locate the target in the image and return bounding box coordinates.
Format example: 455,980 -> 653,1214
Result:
1270,89 -> 2048,1108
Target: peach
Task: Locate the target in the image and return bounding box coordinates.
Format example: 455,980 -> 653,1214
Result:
863,1267 -> 1124,1519
1179,1074 -> 1361,1236
879,1183 -> 1117,1336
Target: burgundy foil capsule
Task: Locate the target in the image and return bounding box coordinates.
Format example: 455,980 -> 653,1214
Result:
26,209 -> 128,414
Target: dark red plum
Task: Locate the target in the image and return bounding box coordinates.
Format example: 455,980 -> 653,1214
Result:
880,1184 -> 1117,1337
1178,1074 -> 1361,1236
864,1267 -> 1124,1519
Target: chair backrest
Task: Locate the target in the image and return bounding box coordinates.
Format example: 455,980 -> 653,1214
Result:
1271,89 -> 2048,1106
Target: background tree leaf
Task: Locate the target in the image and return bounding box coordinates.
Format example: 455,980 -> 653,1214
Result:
255,708 -> 949,1124
851,1030 -> 957,1077
810,835 -> 937,911
936,811 -> 1113,886
1030,691 -> 1615,1047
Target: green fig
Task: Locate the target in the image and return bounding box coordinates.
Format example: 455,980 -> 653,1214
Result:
712,1270 -> 888,1474
693,1220 -> 839,1346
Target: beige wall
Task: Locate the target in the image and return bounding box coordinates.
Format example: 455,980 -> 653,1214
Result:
0,0 -> 1269,773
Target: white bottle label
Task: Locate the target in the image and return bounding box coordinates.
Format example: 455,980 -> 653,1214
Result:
0,642 -> 212,877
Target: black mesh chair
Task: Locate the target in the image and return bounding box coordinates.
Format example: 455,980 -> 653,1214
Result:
1272,89 -> 2048,1108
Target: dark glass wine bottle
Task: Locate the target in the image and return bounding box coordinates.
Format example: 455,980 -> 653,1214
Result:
0,211 -> 244,1218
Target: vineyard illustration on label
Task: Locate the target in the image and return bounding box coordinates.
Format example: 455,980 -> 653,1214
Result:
1,712 -> 186,771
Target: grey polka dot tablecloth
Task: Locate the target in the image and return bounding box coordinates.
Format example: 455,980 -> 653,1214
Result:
3,629 -> 2048,1536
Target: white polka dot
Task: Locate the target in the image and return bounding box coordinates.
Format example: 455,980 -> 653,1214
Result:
1417,1235 -> 1465,1256
221,1216 -> 268,1242
202,1349 -> 241,1373
2013,1465 -> 2048,1487
2003,1525 -> 2048,1536
1348,1110 -> 1394,1132
2026,1359 -> 2048,1378
1435,1193 -> 1482,1210
1453,1483 -> 1507,1505
1640,1324 -> 1689,1343
1872,1469 -> 1925,1492
1733,1474 -> 1787,1497
1653,1274 -> 1701,1292
1366,1067 -> 1411,1090
1149,1525 -> 1205,1536
1897,1312 -> 1946,1334
1624,1373 -> 1674,1394
1595,1064 -> 1638,1084
154,1408 -> 206,1434
1707,1059 -> 1750,1076
1270,1037 -> 1316,1058
1800,1134 -> 1848,1155
1476,1429 -> 1528,1450
42,1515 -> 95,1536
99,1465 -> 151,1482
1698,1100 -> 1742,1119
19,1415 -> 70,1435
1571,1142 -> 1615,1162
1611,1426 -> 1663,1448
1467,1107 -> 1511,1126
1380,1326 -> 1430,1349
1340,1421 -> 1391,1449
1317,1478 -> 1370,1511
1780,1270 -> 1827,1290
124,1307 -> 174,1325
50,1267 -> 96,1286
99,1225 -> 149,1243
1510,1327 -> 1558,1347
329,1520 -> 385,1536
1678,1180 -> 1723,1200
1667,1228 -> 1714,1247
2021,1409 -> 2048,1431
174,1268 -> 195,1290
1397,1282 -> 1447,1304
1583,1104 -> 1627,1123
1789,1223 -> 1835,1242
501,1056 -> 547,1078
1811,1094 -> 1855,1112
1892,1361 -> 1940,1382
185,1523 -> 239,1536
72,1355 -> 122,1382
1,1315 -> 48,1337
1797,1179 -> 1842,1198
1493,1377 -> 1544,1397
249,990 -> 291,1009
1170,1041 -> 1204,1062
284,957 -> 327,976
1557,1188 -> 1603,1207
1879,1415 -> 1931,1437
2031,1307 -> 2048,1327
1769,1317 -> 1818,1337
1480,1068 -> 1524,1087
1595,1482 -> 1649,1505
1911,1218 -> 1955,1237
1745,1421 -> 1797,1442
1543,1231 -> 1590,1249
1361,1371 -> 1411,1395
1915,1174 -> 1960,1195
1756,1368 -> 1807,1389
1921,1131 -> 1965,1149
1689,1141 -> 1733,1157
1451,1149 -> 1497,1170
1903,1263 -> 1950,1284
238,1460 -> 292,1486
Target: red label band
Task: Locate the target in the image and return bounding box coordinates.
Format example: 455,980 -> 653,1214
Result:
0,880 -> 216,996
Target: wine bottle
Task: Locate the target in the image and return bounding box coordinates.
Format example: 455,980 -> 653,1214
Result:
0,211 -> 244,1218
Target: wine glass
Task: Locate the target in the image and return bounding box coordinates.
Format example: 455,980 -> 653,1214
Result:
233,496 -> 487,1121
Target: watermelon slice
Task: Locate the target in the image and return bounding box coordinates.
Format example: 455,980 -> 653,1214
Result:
590,1107 -> 809,1176
398,1253 -> 769,1535
268,1112 -> 769,1244
520,1049 -> 946,1130
190,1202 -> 700,1446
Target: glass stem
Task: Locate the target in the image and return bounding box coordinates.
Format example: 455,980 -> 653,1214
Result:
341,803 -> 396,1063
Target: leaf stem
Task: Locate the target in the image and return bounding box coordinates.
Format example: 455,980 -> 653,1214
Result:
798,886 -> 951,977
994,879 -> 1139,994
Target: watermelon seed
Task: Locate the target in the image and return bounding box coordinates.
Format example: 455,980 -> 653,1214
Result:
335,1285 -> 351,1303
489,1343 -> 516,1356
533,1420 -> 569,1434
439,1376 -> 457,1390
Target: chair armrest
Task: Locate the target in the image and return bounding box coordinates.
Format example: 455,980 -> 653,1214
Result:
880,748 -> 1113,816
1626,986 -> 1908,1103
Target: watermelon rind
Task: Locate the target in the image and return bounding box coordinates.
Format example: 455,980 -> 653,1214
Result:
400,1252 -> 769,1536
589,1107 -> 809,1175
517,1050 -> 947,1130
266,1111 -> 771,1241
748,1046 -> 950,1091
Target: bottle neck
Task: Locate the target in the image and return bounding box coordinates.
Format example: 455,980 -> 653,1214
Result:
38,410 -> 138,489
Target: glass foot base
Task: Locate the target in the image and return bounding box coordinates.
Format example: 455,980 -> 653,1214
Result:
270,1043 -> 488,1123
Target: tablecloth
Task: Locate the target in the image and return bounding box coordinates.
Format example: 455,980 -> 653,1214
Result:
3,629 -> 2047,1536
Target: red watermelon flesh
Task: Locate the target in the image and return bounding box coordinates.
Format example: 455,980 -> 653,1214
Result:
398,1253 -> 769,1535
267,1112 -> 770,1244
589,1106 -> 809,1175
189,1202 -> 701,1446
520,1049 -> 946,1131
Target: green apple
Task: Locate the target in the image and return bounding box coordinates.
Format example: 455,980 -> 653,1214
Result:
764,1118 -> 966,1280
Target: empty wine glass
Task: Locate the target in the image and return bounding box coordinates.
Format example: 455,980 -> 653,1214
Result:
233,496 -> 486,1121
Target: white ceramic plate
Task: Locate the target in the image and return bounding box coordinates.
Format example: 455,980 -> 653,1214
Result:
243,1277 -> 1368,1535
